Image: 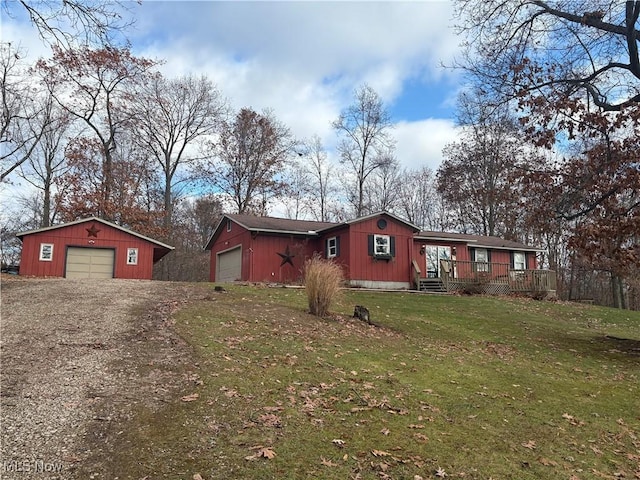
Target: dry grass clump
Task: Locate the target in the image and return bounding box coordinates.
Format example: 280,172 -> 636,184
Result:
304,255 -> 343,317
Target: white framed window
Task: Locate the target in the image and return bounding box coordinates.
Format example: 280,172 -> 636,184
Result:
127,248 -> 138,265
513,252 -> 526,270
374,234 -> 391,256
475,248 -> 489,272
327,237 -> 338,258
39,243 -> 54,261
226,219 -> 232,232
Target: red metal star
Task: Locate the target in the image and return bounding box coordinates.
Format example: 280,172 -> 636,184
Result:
277,245 -> 295,267
86,224 -> 101,237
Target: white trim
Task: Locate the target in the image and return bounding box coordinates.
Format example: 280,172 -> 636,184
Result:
127,248 -> 139,265
327,236 -> 337,258
373,234 -> 391,256
39,243 -> 54,261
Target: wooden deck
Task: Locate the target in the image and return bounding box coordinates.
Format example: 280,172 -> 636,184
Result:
417,260 -> 556,296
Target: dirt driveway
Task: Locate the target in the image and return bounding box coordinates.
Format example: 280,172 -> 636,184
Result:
1,276 -> 204,479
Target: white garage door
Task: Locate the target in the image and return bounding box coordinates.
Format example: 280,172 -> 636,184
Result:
216,247 -> 242,282
66,247 -> 115,279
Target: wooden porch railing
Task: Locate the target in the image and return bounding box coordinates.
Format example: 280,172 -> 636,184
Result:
411,259 -> 421,290
438,260 -> 556,295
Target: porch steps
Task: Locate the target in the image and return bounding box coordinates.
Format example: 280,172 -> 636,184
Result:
418,278 -> 446,293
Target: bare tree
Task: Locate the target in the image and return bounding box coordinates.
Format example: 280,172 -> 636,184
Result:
132,73 -> 227,229
201,108 -> 297,215
453,0 -> 640,112
364,152 -> 401,214
0,43 -> 51,183
3,1 -> 135,48
437,90 -> 529,238
332,84 -> 395,217
298,135 -> 337,222
153,195 -> 223,281
36,47 -> 158,220
397,166 -> 446,230
18,92 -> 74,227
281,161 -> 311,220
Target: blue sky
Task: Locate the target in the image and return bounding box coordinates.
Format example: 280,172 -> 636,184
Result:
3,1 -> 464,173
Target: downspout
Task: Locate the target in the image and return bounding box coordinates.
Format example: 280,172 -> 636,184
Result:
408,236 -> 413,288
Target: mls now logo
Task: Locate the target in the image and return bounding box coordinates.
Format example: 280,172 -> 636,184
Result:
2,459 -> 64,473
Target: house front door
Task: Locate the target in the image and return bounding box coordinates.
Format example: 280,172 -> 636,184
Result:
425,246 -> 451,278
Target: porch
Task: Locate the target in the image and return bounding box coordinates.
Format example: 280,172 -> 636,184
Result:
412,259 -> 556,296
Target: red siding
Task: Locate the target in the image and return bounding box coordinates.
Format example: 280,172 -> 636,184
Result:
19,221 -> 158,279
320,227 -> 351,279
208,215 -> 541,286
250,235 -> 317,283
348,216 -> 415,285
208,222 -> 321,283
209,225 -> 253,281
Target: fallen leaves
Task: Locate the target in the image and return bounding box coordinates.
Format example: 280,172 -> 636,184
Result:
562,412 -> 585,426
371,449 -> 391,457
245,445 -> 277,461
522,440 -> 537,450
320,457 -> 338,467
180,392 -> 199,402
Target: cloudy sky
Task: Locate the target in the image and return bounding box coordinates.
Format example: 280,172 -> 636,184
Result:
4,1 -> 464,175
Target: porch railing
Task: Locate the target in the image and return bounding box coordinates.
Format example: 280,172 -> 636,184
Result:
438,260 -> 556,295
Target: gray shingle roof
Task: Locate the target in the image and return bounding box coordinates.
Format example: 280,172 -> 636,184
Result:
225,214 -> 337,233
415,231 -> 543,252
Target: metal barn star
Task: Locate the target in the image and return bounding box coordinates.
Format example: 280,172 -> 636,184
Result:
86,224 -> 101,237
277,245 -> 295,267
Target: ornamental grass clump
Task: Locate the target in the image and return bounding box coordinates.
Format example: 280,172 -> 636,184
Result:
304,255 -> 343,317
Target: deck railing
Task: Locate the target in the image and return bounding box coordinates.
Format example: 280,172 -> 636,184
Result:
439,260 -> 556,295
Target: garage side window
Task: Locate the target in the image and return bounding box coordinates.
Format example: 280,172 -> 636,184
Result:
127,248 -> 138,265
39,243 -> 54,261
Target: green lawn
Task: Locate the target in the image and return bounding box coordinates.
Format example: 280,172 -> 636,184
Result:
115,286 -> 640,479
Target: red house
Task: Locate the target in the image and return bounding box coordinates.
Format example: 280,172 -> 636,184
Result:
205,212 -> 553,294
16,217 -> 174,280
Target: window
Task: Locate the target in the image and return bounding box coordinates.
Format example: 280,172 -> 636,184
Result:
374,234 -> 390,256
474,248 -> 489,272
368,234 -> 395,259
513,252 -> 526,270
127,248 -> 138,265
226,219 -> 232,232
39,243 -> 54,261
327,236 -> 338,258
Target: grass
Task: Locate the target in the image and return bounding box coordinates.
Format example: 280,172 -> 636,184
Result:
112,286 -> 640,479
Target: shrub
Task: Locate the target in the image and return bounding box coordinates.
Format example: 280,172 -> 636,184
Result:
304,255 -> 343,317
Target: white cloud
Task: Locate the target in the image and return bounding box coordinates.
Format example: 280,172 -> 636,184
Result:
1,1 -> 464,214
131,1 -> 462,149
394,119 -> 459,172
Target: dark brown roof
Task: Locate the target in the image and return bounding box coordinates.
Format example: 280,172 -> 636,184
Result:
226,214 -> 337,234
415,231 -> 543,252
16,216 -> 174,251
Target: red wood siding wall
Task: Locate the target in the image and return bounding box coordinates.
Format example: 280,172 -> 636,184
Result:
209,225 -> 253,281
348,216 -> 415,284
209,223 -> 321,283
320,227 -> 351,279
250,235 -> 317,283
20,222 -> 157,279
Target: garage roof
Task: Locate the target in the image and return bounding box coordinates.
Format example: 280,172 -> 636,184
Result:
16,217 -> 175,254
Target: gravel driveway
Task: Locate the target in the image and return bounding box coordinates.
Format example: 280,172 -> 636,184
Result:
1,277 -> 202,479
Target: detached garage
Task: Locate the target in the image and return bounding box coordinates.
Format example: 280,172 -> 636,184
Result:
16,217 -> 174,280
